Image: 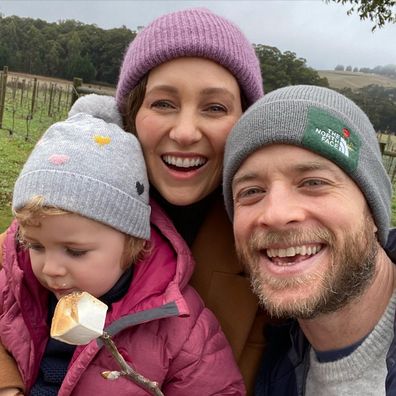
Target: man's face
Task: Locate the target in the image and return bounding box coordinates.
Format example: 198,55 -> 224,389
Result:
232,144 -> 379,319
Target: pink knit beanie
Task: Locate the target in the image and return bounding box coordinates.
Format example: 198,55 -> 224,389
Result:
116,8 -> 263,108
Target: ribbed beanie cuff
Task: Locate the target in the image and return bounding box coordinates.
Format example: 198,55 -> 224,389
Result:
223,85 -> 392,246
14,170 -> 150,239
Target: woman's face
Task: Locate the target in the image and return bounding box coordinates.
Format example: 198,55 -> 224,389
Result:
135,57 -> 243,206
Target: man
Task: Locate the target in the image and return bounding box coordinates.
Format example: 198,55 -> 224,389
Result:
222,85 -> 396,395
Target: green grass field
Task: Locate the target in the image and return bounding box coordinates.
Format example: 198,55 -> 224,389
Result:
318,70 -> 396,90
1,71 -> 396,233
0,73 -> 70,231
0,133 -> 35,231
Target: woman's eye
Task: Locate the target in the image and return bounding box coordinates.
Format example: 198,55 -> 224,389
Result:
66,248 -> 88,258
151,100 -> 174,110
205,104 -> 227,113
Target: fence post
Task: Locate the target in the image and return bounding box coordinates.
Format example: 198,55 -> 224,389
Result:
0,66 -> 8,129
48,83 -> 55,116
0,71 -> 3,128
72,77 -> 83,105
30,77 -> 38,118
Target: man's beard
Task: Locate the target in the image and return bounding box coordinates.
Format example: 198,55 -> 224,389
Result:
236,216 -> 378,319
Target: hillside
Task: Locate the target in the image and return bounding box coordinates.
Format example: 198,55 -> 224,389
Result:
318,70 -> 396,90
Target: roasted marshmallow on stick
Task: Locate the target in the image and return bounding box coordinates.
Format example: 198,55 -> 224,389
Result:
51,291 -> 108,345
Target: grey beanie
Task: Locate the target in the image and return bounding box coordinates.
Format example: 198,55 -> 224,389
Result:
223,85 -> 392,246
13,112 -> 150,240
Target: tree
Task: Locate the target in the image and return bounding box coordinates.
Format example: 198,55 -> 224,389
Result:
335,64 -> 345,71
338,85 -> 396,133
346,65 -> 352,71
43,40 -> 62,77
254,44 -> 329,93
325,0 -> 396,30
62,31 -> 96,82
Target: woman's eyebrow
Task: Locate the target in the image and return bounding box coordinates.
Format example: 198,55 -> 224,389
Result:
145,85 -> 178,95
200,87 -> 236,100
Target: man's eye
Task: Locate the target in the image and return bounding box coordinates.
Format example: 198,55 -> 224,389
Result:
301,179 -> 327,187
234,187 -> 265,202
241,187 -> 262,196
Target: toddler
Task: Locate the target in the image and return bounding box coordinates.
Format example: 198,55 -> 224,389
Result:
0,111 -> 244,395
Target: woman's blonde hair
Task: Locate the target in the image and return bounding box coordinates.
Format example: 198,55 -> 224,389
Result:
15,195 -> 148,269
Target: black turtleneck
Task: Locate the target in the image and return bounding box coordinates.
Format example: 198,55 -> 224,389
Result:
150,185 -> 220,246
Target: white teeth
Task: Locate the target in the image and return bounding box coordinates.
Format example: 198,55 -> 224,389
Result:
286,247 -> 295,257
162,155 -> 207,168
267,244 -> 322,258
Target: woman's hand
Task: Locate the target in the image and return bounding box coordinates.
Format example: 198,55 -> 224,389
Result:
0,388 -> 24,396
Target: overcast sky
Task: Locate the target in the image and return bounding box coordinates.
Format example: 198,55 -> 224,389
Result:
1,0 -> 395,70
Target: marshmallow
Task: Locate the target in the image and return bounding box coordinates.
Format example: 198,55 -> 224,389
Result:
51,291 -> 108,345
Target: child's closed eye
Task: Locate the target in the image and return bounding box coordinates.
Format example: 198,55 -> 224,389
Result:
65,248 -> 88,257
24,241 -> 44,252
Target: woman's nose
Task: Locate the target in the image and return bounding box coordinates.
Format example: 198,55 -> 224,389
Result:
169,113 -> 202,146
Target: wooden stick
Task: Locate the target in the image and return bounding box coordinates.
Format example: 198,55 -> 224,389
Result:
100,332 -> 164,396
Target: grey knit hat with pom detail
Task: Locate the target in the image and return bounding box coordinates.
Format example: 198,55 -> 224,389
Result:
13,112 -> 150,240
223,85 -> 392,246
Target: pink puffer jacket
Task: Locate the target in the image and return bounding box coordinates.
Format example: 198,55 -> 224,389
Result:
0,200 -> 245,395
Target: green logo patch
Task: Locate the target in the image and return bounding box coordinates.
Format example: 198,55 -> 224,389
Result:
302,107 -> 361,172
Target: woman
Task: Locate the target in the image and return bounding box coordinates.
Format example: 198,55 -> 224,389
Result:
0,8 -> 267,395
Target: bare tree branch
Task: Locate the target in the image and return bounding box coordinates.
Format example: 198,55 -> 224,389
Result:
100,332 -> 165,396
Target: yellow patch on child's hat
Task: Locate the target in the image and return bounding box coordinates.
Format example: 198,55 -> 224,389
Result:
94,135 -> 111,146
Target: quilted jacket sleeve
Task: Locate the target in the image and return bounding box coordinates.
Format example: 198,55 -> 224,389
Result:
0,227 -> 25,392
162,288 -> 246,395
0,230 -> 7,269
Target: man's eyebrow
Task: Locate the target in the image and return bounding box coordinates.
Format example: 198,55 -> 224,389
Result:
294,161 -> 334,172
232,160 -> 340,189
232,172 -> 259,190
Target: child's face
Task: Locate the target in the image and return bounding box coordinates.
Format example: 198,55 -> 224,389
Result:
23,213 -> 126,299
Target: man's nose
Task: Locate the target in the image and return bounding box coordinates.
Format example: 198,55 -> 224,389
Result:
256,187 -> 307,229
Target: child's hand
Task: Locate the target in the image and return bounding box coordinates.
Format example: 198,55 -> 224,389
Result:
0,388 -> 24,396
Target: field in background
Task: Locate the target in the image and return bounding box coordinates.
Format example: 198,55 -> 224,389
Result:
1,72 -> 396,232
0,72 -> 76,231
318,70 -> 396,90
